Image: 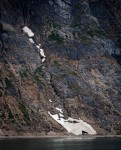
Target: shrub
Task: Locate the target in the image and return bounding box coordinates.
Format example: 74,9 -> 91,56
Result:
48,32 -> 64,44
19,103 -> 30,123
20,68 -> 30,77
34,67 -> 44,76
5,78 -> 14,89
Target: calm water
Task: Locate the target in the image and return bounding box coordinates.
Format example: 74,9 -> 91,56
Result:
0,137 -> 121,150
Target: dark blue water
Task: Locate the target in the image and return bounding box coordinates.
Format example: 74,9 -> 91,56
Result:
0,137 -> 121,150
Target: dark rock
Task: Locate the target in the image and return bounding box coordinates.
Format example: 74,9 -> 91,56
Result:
0,0 -> 121,136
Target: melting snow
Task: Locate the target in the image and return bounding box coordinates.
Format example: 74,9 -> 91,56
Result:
55,107 -> 63,114
49,99 -> 52,103
42,58 -> 46,63
48,112 -> 96,135
39,49 -> 46,58
36,45 -> 41,49
59,113 -> 64,117
22,26 -> 34,37
36,45 -> 46,62
29,38 -> 35,44
22,27 -> 46,63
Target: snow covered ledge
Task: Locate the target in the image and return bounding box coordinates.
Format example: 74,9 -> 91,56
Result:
48,112 -> 96,135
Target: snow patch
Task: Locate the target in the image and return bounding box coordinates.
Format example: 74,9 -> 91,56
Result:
22,26 -> 46,63
49,99 -> 52,103
29,38 -> 35,44
55,107 -> 63,114
39,49 -> 46,58
59,113 -> 64,117
48,112 -> 96,135
36,45 -> 41,49
22,26 -> 34,37
36,45 -> 46,62
42,58 -> 46,63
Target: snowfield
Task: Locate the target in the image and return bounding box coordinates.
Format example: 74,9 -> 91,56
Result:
48,112 -> 96,135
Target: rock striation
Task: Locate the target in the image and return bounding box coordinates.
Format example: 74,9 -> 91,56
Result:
0,0 -> 121,136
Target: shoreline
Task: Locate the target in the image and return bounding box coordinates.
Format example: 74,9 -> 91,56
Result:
0,135 -> 121,139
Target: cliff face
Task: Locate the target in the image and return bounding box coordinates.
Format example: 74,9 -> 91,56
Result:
0,0 -> 121,136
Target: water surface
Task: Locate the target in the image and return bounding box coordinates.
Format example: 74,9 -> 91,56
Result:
0,137 -> 121,150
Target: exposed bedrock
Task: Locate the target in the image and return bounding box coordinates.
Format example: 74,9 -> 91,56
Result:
0,0 -> 121,136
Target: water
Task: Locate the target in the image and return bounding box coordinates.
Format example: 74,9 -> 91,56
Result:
0,137 -> 121,150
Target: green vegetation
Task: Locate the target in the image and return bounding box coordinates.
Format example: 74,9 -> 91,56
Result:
0,90 -> 2,97
69,83 -> 80,91
70,71 -> 79,77
0,107 -> 15,122
74,28 -> 106,43
86,29 -> 106,37
56,73 -> 67,79
5,78 -> 14,89
71,23 -> 80,28
52,22 -> 61,29
8,109 -> 14,120
48,32 -> 64,44
19,103 -> 30,123
0,79 -> 3,89
53,60 -> 60,66
34,67 -> 44,76
34,67 -> 45,82
0,22 -> 3,31
0,112 -> 4,119
20,68 -> 30,78
77,33 -> 92,43
74,3 -> 81,9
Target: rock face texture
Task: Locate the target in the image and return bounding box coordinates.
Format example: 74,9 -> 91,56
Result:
0,0 -> 121,136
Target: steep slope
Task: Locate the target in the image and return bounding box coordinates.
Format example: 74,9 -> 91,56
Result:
0,0 -> 121,136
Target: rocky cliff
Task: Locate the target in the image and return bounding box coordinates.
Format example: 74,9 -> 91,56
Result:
0,0 -> 121,136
